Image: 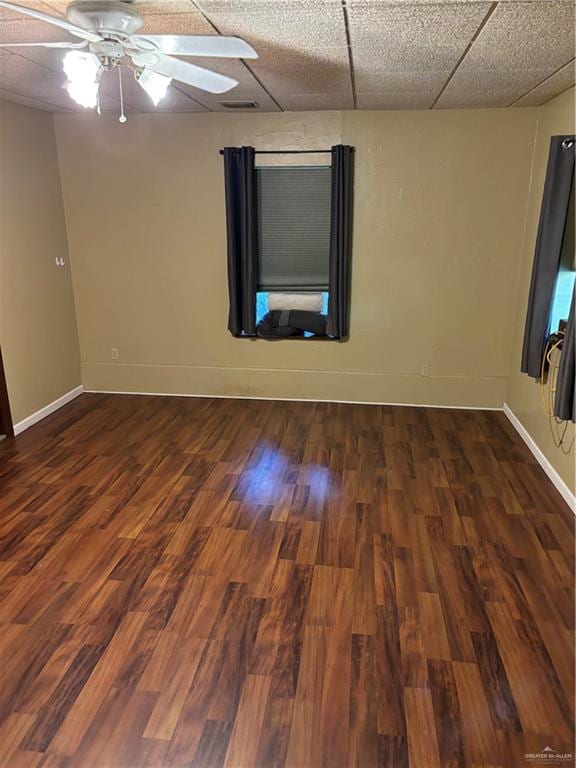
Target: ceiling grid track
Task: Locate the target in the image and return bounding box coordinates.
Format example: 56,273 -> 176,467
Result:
430,1 -> 499,110
342,0 -> 358,110
190,0 -> 284,112
170,82 -> 211,111
510,57 -> 576,107
0,81 -> 66,111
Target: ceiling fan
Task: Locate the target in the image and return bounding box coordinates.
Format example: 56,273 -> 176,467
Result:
0,0 -> 258,119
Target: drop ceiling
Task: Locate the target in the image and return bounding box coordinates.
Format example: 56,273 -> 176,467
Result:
0,0 -> 574,113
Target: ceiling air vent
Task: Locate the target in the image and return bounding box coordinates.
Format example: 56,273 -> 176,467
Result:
219,100 -> 259,109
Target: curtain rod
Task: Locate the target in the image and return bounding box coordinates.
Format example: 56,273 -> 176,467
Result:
218,149 -> 332,155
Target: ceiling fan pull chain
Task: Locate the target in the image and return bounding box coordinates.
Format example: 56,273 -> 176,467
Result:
118,65 -> 127,124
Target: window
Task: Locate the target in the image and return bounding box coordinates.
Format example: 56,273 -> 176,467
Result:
256,166 -> 331,292
223,144 -> 353,340
549,177 -> 575,334
521,136 -> 575,379
254,165 -> 332,338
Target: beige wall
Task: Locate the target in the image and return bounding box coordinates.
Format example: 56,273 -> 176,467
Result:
507,87 -> 575,491
0,92 -> 570,488
0,99 -> 81,426
54,106 -> 539,408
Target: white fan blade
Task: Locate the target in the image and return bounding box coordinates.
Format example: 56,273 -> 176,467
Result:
145,55 -> 238,94
0,40 -> 87,48
0,1 -> 101,41
133,35 -> 257,60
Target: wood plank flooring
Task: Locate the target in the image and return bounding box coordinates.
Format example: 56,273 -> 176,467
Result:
0,394 -> 573,768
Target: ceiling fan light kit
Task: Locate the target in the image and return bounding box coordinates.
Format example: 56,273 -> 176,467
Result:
0,0 -> 258,121
135,67 -> 171,106
63,49 -> 101,108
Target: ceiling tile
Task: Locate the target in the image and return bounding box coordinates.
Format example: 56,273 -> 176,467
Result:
247,42 -> 350,98
0,85 -> 66,110
250,61 -> 351,96
348,2 -> 490,76
5,46 -> 69,72
253,42 -> 348,68
0,17 -> 78,43
199,3 -> 348,50
39,0 -> 76,12
514,60 -> 576,106
134,11 -> 217,34
197,1 -> 342,12
42,0 -> 202,15
477,0 -> 575,42
460,39 -> 573,71
131,0 -> 202,13
357,91 -> 435,109
278,92 -> 353,111
461,1 -> 575,71
435,67 -> 557,108
355,70 -> 449,94
0,0 -> 64,21
348,3 -> 491,46
437,2 -> 575,108
0,19 -> 79,73
0,52 -> 64,95
353,44 -> 464,74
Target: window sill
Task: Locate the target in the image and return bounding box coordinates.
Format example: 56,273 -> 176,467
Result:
239,334 -> 341,341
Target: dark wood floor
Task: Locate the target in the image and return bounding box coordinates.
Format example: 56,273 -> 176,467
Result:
0,394 -> 573,768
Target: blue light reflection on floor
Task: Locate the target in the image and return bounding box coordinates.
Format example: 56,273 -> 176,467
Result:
238,442 -> 337,507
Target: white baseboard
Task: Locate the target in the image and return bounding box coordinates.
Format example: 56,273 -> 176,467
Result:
13,385 -> 84,436
503,402 -> 575,513
84,388 -> 502,411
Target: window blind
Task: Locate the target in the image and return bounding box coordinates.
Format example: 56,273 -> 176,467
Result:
256,166 -> 331,291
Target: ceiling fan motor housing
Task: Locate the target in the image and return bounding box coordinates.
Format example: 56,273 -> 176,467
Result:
66,1 -> 144,37
91,38 -> 125,66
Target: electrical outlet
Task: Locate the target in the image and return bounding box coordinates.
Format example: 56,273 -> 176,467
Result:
420,362 -> 430,377
111,348 -> 119,361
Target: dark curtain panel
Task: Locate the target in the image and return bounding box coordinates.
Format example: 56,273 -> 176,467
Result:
521,135 -> 575,377
223,146 -> 258,337
327,144 -> 354,339
554,294 -> 575,422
